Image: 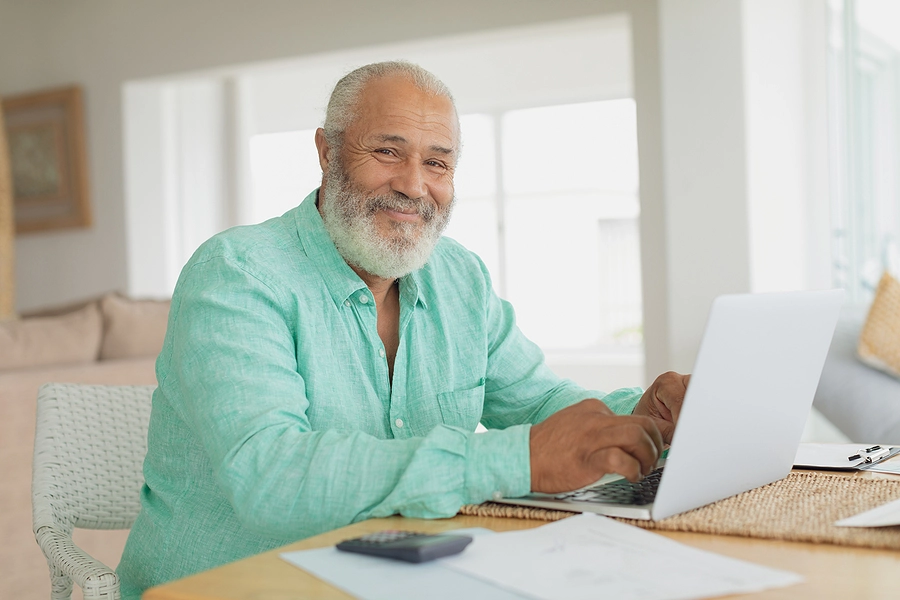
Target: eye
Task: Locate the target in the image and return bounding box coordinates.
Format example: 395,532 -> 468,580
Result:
375,148 -> 395,156
425,160 -> 447,169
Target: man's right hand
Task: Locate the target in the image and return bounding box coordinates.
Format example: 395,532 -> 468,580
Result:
529,399 -> 664,494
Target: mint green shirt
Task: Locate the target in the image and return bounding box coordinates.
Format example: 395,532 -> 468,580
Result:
117,189 -> 641,596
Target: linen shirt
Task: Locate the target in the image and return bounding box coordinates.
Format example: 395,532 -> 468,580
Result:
117,189 -> 642,596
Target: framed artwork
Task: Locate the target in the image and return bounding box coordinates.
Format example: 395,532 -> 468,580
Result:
1,85 -> 91,233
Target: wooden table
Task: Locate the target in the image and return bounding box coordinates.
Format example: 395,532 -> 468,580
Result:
144,471 -> 900,600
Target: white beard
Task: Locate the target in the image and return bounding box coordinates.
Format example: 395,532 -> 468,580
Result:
319,165 -> 455,280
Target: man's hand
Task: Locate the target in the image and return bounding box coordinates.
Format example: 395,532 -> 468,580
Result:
529,399 -> 664,494
632,371 -> 691,444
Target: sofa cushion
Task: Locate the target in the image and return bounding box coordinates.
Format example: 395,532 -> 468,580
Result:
858,271 -> 900,379
0,302 -> 102,371
99,293 -> 170,361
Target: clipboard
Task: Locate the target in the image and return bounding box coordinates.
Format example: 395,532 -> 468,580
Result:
793,443 -> 900,471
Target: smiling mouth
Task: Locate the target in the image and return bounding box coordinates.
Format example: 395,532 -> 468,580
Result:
382,207 -> 421,223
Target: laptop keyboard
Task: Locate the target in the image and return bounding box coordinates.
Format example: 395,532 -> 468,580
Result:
553,467 -> 664,506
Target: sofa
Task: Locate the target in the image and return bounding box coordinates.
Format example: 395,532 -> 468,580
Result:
813,305 -> 900,444
0,293 -> 167,600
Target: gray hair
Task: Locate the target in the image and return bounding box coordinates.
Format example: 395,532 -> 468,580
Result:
323,61 -> 457,154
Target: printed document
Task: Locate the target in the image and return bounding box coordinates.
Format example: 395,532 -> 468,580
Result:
440,514 -> 802,600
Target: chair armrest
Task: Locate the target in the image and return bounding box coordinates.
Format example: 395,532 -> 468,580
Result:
35,525 -> 120,599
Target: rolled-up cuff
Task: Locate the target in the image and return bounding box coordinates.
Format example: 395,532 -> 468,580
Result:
463,423 -> 532,501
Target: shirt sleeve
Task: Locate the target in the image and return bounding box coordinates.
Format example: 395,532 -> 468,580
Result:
157,255 -> 531,541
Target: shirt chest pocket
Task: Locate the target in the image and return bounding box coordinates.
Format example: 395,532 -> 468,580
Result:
436,381 -> 485,431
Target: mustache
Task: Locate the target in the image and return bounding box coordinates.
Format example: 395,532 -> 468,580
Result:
364,193 -> 437,223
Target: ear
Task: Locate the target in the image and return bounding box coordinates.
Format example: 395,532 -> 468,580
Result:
315,128 -> 331,175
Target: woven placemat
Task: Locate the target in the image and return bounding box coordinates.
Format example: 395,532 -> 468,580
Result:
459,471 -> 900,550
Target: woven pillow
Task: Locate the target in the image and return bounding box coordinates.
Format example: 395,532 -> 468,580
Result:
99,293 -> 170,361
857,271 -> 900,379
0,301 -> 102,371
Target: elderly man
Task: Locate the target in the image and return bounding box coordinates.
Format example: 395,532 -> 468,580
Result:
117,61 -> 688,596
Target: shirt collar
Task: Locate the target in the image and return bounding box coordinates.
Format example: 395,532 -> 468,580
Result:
294,189 -> 428,310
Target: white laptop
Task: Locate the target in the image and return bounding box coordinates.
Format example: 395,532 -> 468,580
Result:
498,289 -> 844,520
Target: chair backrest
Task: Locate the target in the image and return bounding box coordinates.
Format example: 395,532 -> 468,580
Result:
32,383 -> 156,535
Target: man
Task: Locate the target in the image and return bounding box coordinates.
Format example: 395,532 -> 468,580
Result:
117,61 -> 688,597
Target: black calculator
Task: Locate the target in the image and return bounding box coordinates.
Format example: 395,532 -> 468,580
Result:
335,530 -> 473,563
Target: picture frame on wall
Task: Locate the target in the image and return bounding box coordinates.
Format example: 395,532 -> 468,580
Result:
1,85 -> 91,234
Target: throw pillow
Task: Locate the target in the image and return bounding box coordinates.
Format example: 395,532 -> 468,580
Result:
857,271 -> 900,379
0,301 -> 103,371
99,293 -> 170,361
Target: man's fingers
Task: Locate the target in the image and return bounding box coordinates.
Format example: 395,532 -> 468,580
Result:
668,374 -> 690,423
529,398 -> 669,493
652,417 -> 675,445
587,420 -> 660,477
637,415 -> 665,456
590,447 -> 643,482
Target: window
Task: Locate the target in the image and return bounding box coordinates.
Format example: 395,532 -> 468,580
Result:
444,100 -> 641,353
828,0 -> 900,304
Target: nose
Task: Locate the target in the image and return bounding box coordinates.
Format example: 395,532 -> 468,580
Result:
391,161 -> 428,200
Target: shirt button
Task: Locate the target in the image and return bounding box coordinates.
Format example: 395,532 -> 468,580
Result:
395,418 -> 404,428
492,491 -> 503,501
344,300 -> 351,307
378,348 -> 386,358
359,294 -> 369,304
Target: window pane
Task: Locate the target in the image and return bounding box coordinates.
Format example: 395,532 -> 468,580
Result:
249,129 -> 321,223
444,114 -> 501,283
501,99 -> 642,351
502,99 -> 638,195
454,114 -> 497,197
504,192 -> 641,350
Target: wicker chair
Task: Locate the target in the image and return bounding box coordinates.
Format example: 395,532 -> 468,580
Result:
32,383 -> 155,600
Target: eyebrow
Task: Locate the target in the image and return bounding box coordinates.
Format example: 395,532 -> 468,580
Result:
376,134 -> 456,156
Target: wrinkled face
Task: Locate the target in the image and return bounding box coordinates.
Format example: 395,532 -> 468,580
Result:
316,75 -> 459,280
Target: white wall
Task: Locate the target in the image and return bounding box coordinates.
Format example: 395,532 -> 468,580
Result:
655,0 -> 832,373
658,0 -> 753,373
743,0 -> 832,295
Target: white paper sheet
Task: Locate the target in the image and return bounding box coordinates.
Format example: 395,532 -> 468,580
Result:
793,443 -> 900,470
440,514 -> 802,600
859,456 -> 900,475
281,528 -> 529,600
835,497 -> 900,527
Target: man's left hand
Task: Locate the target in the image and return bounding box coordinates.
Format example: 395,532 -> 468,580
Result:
632,371 -> 690,444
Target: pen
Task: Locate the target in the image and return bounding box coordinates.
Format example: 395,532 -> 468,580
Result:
865,448 -> 890,463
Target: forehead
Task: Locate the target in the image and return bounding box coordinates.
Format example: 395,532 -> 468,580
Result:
350,75 -> 459,149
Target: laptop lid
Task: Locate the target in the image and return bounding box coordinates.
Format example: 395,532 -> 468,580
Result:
649,289 -> 843,519
497,289 -> 844,520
